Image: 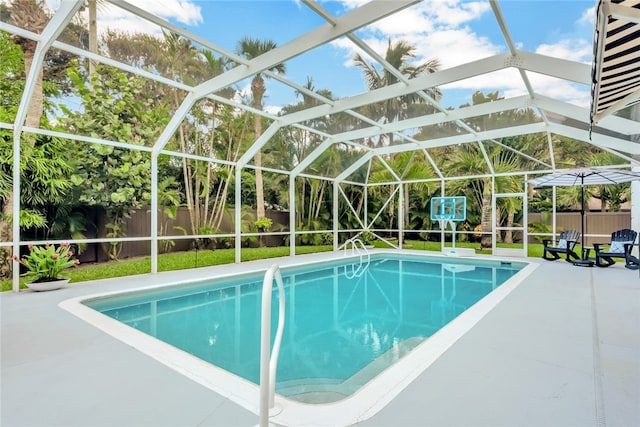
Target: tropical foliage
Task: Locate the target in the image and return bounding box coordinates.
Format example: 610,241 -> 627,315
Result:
0,1 -> 631,280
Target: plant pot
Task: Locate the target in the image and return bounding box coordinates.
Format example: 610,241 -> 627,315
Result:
26,278 -> 70,292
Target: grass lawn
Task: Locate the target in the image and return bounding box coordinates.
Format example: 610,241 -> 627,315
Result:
1,241 -> 549,292
1,245 -> 332,292
376,239 -> 547,258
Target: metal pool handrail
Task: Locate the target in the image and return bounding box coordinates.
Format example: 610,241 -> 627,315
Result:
343,237 -> 370,278
259,264 -> 285,427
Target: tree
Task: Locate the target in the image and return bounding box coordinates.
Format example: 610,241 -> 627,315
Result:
1,1 -> 82,277
353,38 -> 441,146
236,37 -> 286,220
7,0 -> 49,129
87,0 -> 99,75
493,158 -> 522,244
103,30 -> 250,244
443,91 -> 542,248
369,151 -> 436,238
587,152 -> 628,211
279,78 -> 351,236
0,30 -> 76,277
0,0 -> 50,277
59,62 -> 170,259
155,33 -> 240,238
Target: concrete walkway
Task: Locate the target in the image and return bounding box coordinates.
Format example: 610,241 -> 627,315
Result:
1,254 -> 638,427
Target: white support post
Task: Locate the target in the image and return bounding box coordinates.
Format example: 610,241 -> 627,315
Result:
398,182 -> 404,249
491,177 -> 496,255
364,183 -> 369,231
234,167 -> 242,263
632,164 -> 640,257
440,181 -> 445,251
333,181 -> 339,251
150,155 -> 158,274
552,186 -> 557,243
631,106 -> 640,258
11,133 -> 20,292
289,176 -> 296,257
523,175 -> 528,257
450,220 -> 456,250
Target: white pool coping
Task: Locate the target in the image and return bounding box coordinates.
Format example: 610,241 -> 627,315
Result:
59,250 -> 537,427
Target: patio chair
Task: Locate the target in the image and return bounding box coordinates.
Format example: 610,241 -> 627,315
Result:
542,229 -> 580,262
593,229 -> 639,269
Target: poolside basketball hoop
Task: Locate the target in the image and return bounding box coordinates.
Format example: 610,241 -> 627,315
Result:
430,197 -> 466,256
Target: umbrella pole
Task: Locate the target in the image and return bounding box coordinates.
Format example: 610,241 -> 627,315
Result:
581,184 -> 585,258
573,178 -> 593,266
573,176 -> 593,267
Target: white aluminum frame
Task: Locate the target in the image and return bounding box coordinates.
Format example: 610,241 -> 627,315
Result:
3,0 -> 640,291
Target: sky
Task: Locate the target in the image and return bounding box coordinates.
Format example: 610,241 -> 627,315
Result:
47,0 -> 597,113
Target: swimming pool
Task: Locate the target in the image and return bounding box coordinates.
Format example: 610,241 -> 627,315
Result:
60,251 -> 535,426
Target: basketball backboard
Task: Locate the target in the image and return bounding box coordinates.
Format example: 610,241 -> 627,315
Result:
430,196 -> 466,222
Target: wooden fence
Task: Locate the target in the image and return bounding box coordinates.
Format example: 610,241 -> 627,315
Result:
528,211 -> 631,245
77,207 -> 632,262
78,207 -> 290,263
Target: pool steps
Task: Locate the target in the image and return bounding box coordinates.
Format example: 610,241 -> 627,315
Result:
442,247 -> 476,257
276,337 -> 423,404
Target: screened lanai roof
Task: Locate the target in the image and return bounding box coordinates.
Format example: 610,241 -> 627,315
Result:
2,0 -> 640,184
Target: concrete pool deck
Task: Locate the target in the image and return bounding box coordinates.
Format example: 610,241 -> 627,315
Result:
1,251 -> 639,427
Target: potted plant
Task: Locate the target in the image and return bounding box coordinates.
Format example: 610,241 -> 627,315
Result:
12,242 -> 79,291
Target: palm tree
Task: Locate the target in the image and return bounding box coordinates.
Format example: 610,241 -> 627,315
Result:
236,37 -> 286,220
87,0 -> 98,75
493,159 -> 522,244
159,33 -> 237,236
353,38 -> 441,146
587,151 -> 628,211
444,145 -> 493,248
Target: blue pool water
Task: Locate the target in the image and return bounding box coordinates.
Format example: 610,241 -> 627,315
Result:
86,254 -> 524,403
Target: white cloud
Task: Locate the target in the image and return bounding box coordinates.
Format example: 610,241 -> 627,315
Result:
444,68 -> 521,91
332,0 -> 496,61
234,81 -> 253,105
536,39 -> 592,64
578,6 -> 596,26
426,1 -> 490,28
442,68 -> 590,109
332,2 -> 498,70
359,1 -> 490,37
43,0 -> 202,31
526,72 -> 590,107
412,28 -> 500,68
334,0 -> 369,10
330,0 -> 592,106
129,0 -> 202,26
264,105 -> 283,115
365,6 -> 436,36
78,0 -> 203,37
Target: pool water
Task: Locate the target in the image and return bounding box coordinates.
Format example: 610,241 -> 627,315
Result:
86,254 -> 523,403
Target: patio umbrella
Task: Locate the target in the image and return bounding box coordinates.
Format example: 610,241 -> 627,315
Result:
528,167 -> 640,263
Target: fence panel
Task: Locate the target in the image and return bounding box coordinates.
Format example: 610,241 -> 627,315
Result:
96,207 -> 291,260
528,211 -> 631,245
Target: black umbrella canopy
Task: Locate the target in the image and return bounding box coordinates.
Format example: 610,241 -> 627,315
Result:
529,167 -> 640,263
